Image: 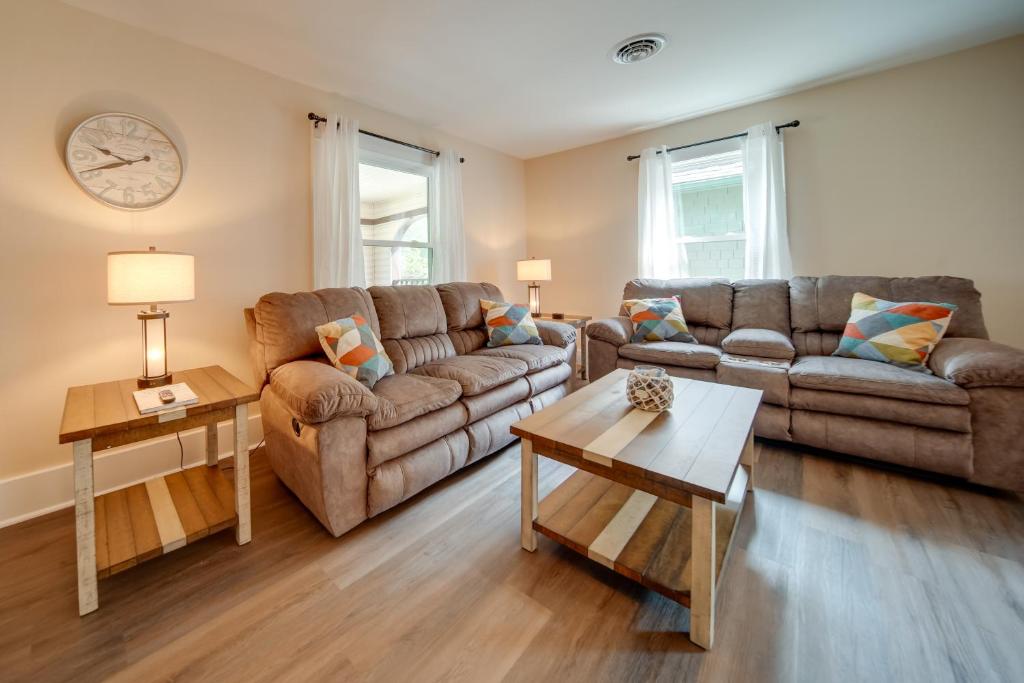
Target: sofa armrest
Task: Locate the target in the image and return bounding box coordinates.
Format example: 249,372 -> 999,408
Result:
535,319 -> 576,348
585,316 -> 632,347
722,328 -> 795,360
269,360 -> 378,423
928,338 -> 1024,389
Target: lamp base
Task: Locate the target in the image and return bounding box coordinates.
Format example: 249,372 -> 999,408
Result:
137,373 -> 172,389
527,284 -> 541,316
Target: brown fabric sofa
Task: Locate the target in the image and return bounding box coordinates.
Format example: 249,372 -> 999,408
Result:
586,276 -> 1024,490
244,282 -> 576,536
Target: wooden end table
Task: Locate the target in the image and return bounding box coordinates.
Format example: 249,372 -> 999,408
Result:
535,314 -> 592,379
511,369 -> 760,649
58,365 -> 259,616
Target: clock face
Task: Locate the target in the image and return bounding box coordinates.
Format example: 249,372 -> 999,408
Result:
65,113 -> 183,210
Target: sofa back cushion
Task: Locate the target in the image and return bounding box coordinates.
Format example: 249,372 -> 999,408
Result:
436,281 -> 505,354
253,287 -> 378,377
620,278 -> 733,346
790,275 -> 988,356
369,285 -> 455,373
731,279 -> 791,334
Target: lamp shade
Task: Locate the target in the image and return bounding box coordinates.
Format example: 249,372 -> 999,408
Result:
107,249 -> 195,305
516,258 -> 551,282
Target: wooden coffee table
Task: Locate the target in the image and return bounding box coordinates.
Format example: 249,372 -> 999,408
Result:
511,368 -> 761,649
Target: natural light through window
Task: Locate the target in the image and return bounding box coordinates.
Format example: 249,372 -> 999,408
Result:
672,150 -> 745,280
359,163 -> 431,287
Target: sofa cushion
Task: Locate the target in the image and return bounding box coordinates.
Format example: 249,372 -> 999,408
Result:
436,282 -> 504,331
460,377 -> 531,422
721,329 -> 795,360
254,287 -> 377,374
790,388 -> 971,433
370,285 -> 447,339
525,362 -> 573,396
366,402 -> 468,468
368,373 -> 463,431
618,341 -> 722,370
716,355 -> 790,406
788,355 -> 969,405
268,360 -> 378,424
472,344 -> 566,372
620,278 -> 733,329
832,292 -> 956,372
790,275 -> 987,339
411,355 -> 529,396
731,279 -> 791,333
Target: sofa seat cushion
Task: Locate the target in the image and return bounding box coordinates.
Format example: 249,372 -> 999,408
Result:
366,402 -> 468,468
461,378 -> 531,422
367,373 -> 463,431
790,387 -> 971,433
619,341 -> 722,370
722,329 -> 795,360
411,355 -> 528,396
526,362 -> 573,396
471,344 -> 566,372
789,355 -> 969,406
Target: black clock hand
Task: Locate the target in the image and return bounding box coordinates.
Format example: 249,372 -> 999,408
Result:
81,155 -> 152,173
88,144 -> 147,163
82,160 -> 131,172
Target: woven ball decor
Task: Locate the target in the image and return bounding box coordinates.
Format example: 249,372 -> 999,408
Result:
626,365 -> 674,412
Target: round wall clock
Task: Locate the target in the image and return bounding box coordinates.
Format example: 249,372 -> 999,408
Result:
65,112 -> 184,210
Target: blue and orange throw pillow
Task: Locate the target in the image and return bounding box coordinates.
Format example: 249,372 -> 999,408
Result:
315,314 -> 394,388
832,292 -> 957,372
480,299 -> 542,347
622,296 -> 696,344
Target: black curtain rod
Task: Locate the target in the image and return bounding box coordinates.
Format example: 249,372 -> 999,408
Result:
308,113 -> 464,163
625,120 -> 800,161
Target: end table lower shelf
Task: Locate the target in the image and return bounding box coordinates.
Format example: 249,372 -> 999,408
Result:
95,465 -> 237,578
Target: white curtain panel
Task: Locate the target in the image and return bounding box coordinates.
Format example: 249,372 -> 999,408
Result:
637,146 -> 687,279
311,113 -> 365,289
430,149 -> 467,283
742,122 -> 793,279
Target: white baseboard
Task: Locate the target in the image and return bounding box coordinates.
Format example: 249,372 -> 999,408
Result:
0,414 -> 264,529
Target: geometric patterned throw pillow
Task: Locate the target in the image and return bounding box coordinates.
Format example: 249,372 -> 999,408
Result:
832,292 -> 957,372
622,296 -> 696,344
315,314 -> 394,388
480,299 -> 542,347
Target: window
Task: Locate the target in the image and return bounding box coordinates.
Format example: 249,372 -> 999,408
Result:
672,149 -> 745,280
359,162 -> 432,287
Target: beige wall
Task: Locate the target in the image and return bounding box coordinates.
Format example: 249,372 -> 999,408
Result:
0,1 -> 527,480
525,36 -> 1024,347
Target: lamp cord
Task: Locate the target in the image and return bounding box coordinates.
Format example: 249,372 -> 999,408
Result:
173,432 -> 264,473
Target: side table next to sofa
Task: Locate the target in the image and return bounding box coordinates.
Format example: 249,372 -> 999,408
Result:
58,365 -> 258,616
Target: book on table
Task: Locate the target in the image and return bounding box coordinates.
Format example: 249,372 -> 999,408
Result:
133,383 -> 199,414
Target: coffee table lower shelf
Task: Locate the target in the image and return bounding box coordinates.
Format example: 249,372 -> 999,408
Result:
533,466 -> 748,606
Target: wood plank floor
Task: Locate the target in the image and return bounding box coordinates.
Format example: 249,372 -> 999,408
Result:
1,442 -> 1023,682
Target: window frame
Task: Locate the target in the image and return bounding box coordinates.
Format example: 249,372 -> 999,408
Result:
669,140 -> 746,279
359,140 -> 436,286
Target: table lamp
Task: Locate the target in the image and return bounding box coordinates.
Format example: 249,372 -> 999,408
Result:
107,247 -> 195,388
516,257 -> 551,315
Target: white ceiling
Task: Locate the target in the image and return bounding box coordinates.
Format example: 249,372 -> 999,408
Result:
66,0 -> 1024,159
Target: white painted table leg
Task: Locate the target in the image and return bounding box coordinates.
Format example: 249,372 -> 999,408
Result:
73,439 -> 98,616
741,428 -> 755,492
233,404 -> 251,545
205,422 -> 219,467
521,438 -> 538,552
690,496 -> 716,649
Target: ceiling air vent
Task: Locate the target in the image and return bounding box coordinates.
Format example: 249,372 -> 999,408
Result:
611,34 -> 667,64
